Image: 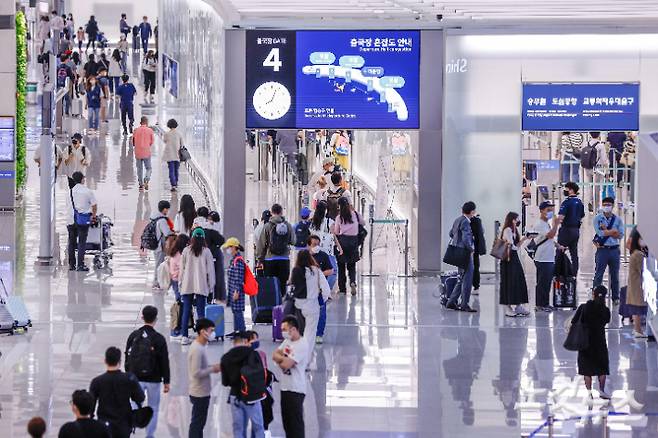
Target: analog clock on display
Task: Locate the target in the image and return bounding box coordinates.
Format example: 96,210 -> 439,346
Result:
253,81 -> 291,120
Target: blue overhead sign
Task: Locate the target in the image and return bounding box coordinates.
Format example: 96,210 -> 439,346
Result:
522,83 -> 640,131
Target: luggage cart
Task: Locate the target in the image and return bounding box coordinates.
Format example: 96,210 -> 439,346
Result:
85,214 -> 114,269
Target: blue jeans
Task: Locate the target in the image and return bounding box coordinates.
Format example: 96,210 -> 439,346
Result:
142,37 -> 149,52
233,309 -> 246,332
136,157 -> 152,186
317,256 -> 337,337
189,395 -> 210,438
181,294 -> 206,338
63,92 -> 71,115
593,247 -> 621,300
139,382 -> 161,438
231,397 -> 265,438
447,253 -> 474,307
168,161 -> 180,187
561,162 -> 580,183
88,107 -> 100,129
120,103 -> 134,132
120,51 -> 128,73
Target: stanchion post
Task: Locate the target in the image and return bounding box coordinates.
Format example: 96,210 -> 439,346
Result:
602,410 -> 609,438
404,219 -> 409,277
547,413 -> 554,438
494,220 -> 501,279
369,217 -> 374,276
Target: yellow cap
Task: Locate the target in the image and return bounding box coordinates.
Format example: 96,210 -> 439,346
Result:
221,237 -> 243,250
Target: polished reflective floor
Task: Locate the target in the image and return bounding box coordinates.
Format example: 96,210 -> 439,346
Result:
4,66 -> 658,438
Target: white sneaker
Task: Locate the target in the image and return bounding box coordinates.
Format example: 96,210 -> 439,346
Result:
170,334 -> 181,343
599,390 -> 611,400
180,337 -> 192,346
633,331 -> 648,339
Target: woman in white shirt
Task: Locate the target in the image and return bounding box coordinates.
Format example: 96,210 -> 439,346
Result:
309,201 -> 334,256
142,50 -> 157,102
162,118 -> 183,191
290,249 -> 331,354
499,212 -> 530,317
108,50 -> 123,96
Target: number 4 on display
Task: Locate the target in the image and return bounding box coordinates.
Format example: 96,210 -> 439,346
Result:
263,48 -> 282,72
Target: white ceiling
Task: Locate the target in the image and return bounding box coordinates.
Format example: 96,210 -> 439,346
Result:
222,0 -> 658,28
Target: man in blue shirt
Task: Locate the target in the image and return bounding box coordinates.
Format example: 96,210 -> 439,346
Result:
558,181 -> 585,275
116,75 -> 137,135
138,16 -> 152,52
592,197 -> 624,303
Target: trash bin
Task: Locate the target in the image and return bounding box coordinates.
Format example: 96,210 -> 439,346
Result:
27,82 -> 38,105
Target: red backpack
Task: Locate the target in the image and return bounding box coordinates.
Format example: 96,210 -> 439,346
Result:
233,256 -> 258,296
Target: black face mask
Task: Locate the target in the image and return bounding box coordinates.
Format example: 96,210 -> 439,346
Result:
563,190 -> 570,197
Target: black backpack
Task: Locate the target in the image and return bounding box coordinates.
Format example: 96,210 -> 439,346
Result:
269,222 -> 290,255
326,187 -> 345,219
126,330 -> 156,380
239,351 -> 268,403
294,220 -> 311,247
580,142 -> 599,169
57,65 -> 69,88
141,217 -> 165,250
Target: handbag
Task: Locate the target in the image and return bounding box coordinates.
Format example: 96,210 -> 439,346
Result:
442,244 -> 470,269
490,237 -> 510,261
178,145 -> 191,162
563,304 -> 590,351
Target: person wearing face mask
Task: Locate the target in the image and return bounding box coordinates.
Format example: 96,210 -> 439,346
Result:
592,197 -> 624,304
220,331 -> 266,438
187,318 -> 221,438
273,315 -> 309,438
445,201 -> 478,312
84,76 -> 102,134
499,212 -> 530,317
625,227 -> 649,338
223,237 -> 248,335
308,235 -> 336,345
532,202 -> 560,312
558,181 -> 585,276
62,133 -> 91,179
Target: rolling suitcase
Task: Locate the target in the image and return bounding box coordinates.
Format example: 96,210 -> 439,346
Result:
0,277 -> 30,332
440,271 -> 460,306
205,304 -> 225,341
553,277 -> 577,309
0,303 -> 14,334
272,304 -> 284,342
251,277 -> 282,324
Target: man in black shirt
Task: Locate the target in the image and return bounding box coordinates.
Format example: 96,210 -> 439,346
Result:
59,390 -> 111,438
89,347 -> 145,438
125,306 -> 170,438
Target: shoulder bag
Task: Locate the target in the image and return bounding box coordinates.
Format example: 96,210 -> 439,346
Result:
178,145 -> 191,162
563,304 -> 590,351
442,219 -> 471,269
70,188 -> 92,226
525,237 -> 549,260
490,234 -> 511,261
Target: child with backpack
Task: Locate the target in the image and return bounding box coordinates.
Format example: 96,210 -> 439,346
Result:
293,207 -> 312,250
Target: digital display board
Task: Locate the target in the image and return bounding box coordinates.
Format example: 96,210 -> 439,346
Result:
522,83 -> 639,132
246,30 -> 420,129
0,117 -> 14,162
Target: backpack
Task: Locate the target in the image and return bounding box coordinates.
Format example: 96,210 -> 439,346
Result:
269,222 -> 290,255
68,145 -> 86,158
126,329 -> 156,380
233,256 -> 258,296
326,187 -> 345,218
580,142 -> 599,169
141,217 -> 166,250
239,350 -> 268,403
56,64 -> 69,88
294,220 -> 311,248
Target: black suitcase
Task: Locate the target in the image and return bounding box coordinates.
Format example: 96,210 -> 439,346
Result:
251,277 -> 282,324
553,277 -> 577,309
440,271 -> 460,306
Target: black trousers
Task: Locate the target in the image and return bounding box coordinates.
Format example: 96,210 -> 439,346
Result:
281,391 -> 305,438
264,259 -> 290,296
120,104 -> 134,131
67,224 -> 89,269
100,419 -> 131,438
337,260 -> 356,293
472,253 -> 481,290
557,226 -> 580,275
143,70 -> 155,94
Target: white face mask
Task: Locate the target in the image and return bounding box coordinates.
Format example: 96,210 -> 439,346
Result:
282,331 -> 291,341
602,206 -> 613,214
310,246 -> 320,254
205,330 -> 215,341
546,211 -> 554,220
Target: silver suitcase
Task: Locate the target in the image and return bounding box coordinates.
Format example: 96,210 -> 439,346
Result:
1,277 -> 30,332
71,98 -> 83,117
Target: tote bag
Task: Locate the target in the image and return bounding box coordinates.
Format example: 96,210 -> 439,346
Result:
490,238 -> 510,261
563,304 -> 590,351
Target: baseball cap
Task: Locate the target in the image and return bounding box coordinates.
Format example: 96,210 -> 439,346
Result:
221,237 -> 244,252
300,207 -> 312,219
538,201 -> 554,211
191,227 -> 206,239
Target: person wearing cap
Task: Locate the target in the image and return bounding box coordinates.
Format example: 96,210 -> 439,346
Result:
593,197 -> 624,304
67,171 -> 97,271
532,201 -> 560,311
223,237 -> 248,334
62,133 -> 91,178
308,157 -> 337,191
293,207 -> 313,250
179,228 -> 216,345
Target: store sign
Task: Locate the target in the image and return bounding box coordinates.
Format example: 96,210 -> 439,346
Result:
522,83 -> 640,131
0,117 -> 14,162
246,30 -> 420,129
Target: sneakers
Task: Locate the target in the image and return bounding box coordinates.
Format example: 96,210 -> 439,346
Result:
170,333 -> 181,343
459,305 -> 477,313
76,265 -> 90,272
315,336 -> 323,345
138,185 -> 144,191
122,129 -> 128,136
152,282 -> 161,290
180,337 -> 192,346
599,390 -> 611,400
350,282 -> 357,296
144,181 -> 149,191
633,331 -> 648,339
170,186 -> 177,192
446,302 -> 459,311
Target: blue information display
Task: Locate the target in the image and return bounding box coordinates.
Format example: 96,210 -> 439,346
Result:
522,83 -> 639,131
246,30 -> 420,129
0,117 -> 14,162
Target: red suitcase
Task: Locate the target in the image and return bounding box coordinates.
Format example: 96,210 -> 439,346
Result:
272,304 -> 284,342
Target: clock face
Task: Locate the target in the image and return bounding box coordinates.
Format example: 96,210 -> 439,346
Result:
253,81 -> 292,121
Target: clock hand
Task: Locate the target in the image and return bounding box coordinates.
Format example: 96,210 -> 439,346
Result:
266,89 -> 278,104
